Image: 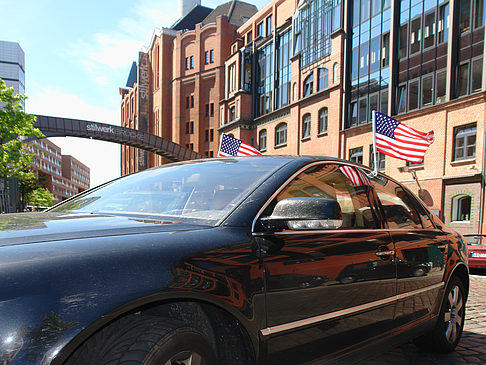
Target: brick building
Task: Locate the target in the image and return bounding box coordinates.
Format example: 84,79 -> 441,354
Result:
28,139 -> 90,204
120,0 -> 258,175
121,0 -> 486,238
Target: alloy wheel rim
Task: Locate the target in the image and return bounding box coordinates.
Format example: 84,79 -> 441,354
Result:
164,351 -> 203,365
444,285 -> 464,343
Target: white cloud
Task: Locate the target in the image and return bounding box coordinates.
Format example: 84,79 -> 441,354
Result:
26,86 -> 121,187
66,0 -> 179,85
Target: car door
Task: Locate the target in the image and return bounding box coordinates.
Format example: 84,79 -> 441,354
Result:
253,162 -> 397,364
371,176 -> 446,327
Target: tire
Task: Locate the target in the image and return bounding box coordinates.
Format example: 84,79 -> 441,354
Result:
65,314 -> 218,365
414,276 -> 466,353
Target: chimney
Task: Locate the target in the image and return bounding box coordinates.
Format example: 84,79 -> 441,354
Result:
178,0 -> 201,18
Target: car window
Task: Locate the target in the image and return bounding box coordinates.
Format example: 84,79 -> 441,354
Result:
371,176 -> 423,229
267,163 -> 378,229
50,158 -> 290,225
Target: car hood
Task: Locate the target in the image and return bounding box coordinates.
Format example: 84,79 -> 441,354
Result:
0,212 -> 211,247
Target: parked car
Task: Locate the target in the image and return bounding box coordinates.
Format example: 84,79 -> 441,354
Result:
465,235 -> 486,270
0,156 -> 469,365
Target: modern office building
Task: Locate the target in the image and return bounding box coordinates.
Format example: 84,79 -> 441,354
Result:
27,139 -> 90,203
0,40 -> 25,108
121,0 -> 486,238
120,0 -> 258,175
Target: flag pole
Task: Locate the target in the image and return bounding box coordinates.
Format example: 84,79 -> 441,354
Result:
217,133 -> 225,157
371,110 -> 378,177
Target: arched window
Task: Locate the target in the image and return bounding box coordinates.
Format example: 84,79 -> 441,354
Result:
302,114 -> 311,139
333,62 -> 339,84
303,74 -> 313,97
318,68 -> 328,91
452,195 -> 472,222
275,123 -> 287,146
259,129 -> 267,151
292,82 -> 297,101
318,108 -> 328,134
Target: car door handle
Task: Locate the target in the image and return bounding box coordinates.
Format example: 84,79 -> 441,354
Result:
376,250 -> 395,257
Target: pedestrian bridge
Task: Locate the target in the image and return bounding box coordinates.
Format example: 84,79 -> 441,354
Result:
34,115 -> 204,162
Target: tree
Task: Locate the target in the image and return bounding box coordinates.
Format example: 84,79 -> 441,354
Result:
25,186 -> 54,208
0,78 -> 44,209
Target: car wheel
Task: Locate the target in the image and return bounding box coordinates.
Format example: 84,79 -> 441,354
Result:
65,314 -> 218,365
415,277 -> 466,353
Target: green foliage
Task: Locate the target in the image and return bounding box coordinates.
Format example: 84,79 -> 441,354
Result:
25,186 -> 54,208
0,78 -> 44,181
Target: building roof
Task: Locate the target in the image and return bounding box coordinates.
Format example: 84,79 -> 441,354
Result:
171,5 -> 213,31
126,62 -> 137,88
202,0 -> 258,27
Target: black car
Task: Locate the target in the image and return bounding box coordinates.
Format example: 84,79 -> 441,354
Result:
0,156 -> 469,365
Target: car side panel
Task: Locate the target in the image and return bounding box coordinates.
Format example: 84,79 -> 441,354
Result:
0,227 -> 265,365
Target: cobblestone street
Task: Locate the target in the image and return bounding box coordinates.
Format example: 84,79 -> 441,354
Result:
363,273 -> 486,364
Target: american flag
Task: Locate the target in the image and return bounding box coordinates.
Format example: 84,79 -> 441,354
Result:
339,166 -> 371,187
375,112 -> 434,163
218,134 -> 261,157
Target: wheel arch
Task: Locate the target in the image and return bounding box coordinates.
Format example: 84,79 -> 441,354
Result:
447,263 -> 470,301
53,292 -> 259,365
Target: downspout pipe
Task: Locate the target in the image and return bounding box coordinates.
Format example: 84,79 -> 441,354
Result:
478,105 -> 486,237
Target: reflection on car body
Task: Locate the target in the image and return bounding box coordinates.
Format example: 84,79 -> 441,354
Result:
0,157 -> 469,365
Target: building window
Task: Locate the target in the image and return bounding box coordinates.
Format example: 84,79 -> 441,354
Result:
210,129 -> 214,141
247,31 -> 253,44
210,103 -> 214,116
228,63 -> 237,92
190,56 -> 194,69
257,43 -> 273,116
275,30 -> 292,109
370,145 -> 385,171
257,22 -> 264,37
185,121 -> 194,134
205,51 -> 209,65
349,147 -> 363,164
186,96 -> 190,109
302,114 -> 311,139
436,70 -> 447,104
205,104 -> 209,116
333,63 -> 339,84
454,124 -> 477,161
185,57 -> 190,70
318,68 -> 328,91
230,106 -> 236,121
457,63 -> 470,97
210,50 -> 214,63
318,108 -> 328,135
191,95 -> 194,108
460,0 -> 472,33
472,57 -> 484,92
275,123 -> 287,147
303,74 -> 314,97
266,15 -> 273,36
259,129 -> 267,151
452,195 -> 472,222
205,129 -> 209,142
220,107 -> 225,125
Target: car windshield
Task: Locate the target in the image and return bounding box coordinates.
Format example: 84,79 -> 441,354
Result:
50,157 -> 290,225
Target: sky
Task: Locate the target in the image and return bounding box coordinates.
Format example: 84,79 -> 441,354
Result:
1,0 -> 269,187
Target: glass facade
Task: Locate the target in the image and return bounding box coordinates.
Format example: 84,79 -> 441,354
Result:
346,0 -> 484,129
275,30 -> 292,109
257,43 -> 274,116
348,0 -> 391,128
294,0 -> 342,68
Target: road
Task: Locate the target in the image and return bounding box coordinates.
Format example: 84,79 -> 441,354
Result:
363,272 -> 486,364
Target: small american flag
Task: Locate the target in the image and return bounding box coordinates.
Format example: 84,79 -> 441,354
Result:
375,112 -> 434,164
218,134 -> 261,157
339,166 -> 371,187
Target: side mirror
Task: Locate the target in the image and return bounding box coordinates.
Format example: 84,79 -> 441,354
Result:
260,198 -> 342,231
